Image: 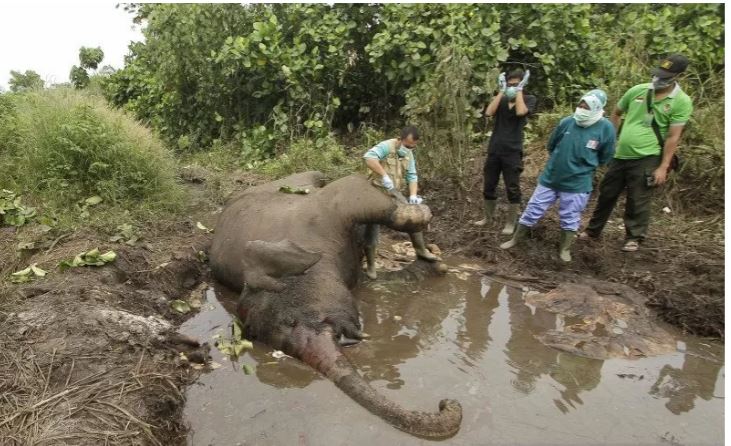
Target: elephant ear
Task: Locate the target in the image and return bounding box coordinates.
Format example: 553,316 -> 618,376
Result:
242,240 -> 322,292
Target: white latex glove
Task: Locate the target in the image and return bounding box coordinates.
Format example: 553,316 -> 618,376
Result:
516,69 -> 530,91
382,174 -> 394,190
498,72 -> 507,92
408,195 -> 423,205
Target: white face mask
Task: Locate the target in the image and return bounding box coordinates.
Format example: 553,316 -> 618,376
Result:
574,107 -> 603,127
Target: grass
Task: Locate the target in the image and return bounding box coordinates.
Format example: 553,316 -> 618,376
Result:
0,88 -> 187,231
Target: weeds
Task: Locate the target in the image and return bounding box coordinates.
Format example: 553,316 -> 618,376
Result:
0,88 -> 186,231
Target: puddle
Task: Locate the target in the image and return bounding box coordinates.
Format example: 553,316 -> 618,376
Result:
181,264 -> 724,445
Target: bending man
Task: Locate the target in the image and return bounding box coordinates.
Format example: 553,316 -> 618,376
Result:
363,126 -> 440,279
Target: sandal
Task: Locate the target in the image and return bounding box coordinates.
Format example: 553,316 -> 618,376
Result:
622,240 -> 640,252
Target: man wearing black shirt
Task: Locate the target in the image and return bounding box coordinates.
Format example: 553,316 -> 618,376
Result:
475,68 -> 537,235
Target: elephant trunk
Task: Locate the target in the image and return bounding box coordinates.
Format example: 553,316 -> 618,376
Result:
290,325 -> 462,439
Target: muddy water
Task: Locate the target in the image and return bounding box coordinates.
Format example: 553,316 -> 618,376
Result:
181,267 -> 724,446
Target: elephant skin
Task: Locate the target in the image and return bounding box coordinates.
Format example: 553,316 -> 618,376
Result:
209,171 -> 462,439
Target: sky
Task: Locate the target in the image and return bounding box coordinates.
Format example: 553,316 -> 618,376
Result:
0,2 -> 144,90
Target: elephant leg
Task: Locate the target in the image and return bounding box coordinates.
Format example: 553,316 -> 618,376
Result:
364,224 -> 379,279
410,232 -> 441,262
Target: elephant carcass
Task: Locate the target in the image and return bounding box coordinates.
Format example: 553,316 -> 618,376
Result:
209,171 -> 462,439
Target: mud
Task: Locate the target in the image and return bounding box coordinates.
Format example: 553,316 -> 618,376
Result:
181,266 -> 723,445
422,152 -> 724,337
0,224 -> 211,445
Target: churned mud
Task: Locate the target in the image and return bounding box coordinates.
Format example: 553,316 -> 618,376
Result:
0,165 -> 723,445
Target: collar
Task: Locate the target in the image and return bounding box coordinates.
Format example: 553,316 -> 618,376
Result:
667,82 -> 681,98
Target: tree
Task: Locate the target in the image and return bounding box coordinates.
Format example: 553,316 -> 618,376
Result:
79,47 -> 105,70
70,65 -> 90,89
8,70 -> 44,92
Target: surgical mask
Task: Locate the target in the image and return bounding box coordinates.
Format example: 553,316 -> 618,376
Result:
505,87 -> 518,100
652,76 -> 675,90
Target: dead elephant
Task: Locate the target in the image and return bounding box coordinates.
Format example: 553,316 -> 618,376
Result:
209,171 -> 462,439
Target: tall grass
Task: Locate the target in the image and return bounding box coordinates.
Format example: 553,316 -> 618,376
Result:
0,88 -> 186,229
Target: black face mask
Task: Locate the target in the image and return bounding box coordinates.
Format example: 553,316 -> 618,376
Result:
652,76 -> 675,90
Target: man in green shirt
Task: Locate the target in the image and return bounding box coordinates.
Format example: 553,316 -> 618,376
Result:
581,55 -> 693,252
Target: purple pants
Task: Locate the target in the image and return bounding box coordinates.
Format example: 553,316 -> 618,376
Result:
518,184 -> 591,231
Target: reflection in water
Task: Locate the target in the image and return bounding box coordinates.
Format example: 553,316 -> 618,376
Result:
649,354 -> 724,415
182,272 -> 724,445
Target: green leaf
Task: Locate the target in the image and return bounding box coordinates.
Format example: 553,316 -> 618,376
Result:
242,364 -> 254,375
196,222 -> 214,233
99,251 -> 117,263
85,196 -> 103,206
30,264 -> 47,277
170,300 -> 191,314
278,185 -> 309,194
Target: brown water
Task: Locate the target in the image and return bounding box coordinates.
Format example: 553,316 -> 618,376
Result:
181,267 -> 724,446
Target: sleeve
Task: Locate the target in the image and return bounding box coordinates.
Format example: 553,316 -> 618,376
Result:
405,151 -> 418,183
670,96 -> 693,127
616,85 -> 639,112
525,95 -> 538,115
598,121 -> 616,165
363,141 -> 390,160
547,117 -> 569,153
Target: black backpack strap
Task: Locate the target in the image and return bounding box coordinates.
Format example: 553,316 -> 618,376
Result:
646,88 -> 680,171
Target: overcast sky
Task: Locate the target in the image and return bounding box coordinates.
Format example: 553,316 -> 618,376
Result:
0,2 -> 143,90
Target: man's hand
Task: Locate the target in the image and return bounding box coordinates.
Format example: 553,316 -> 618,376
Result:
408,195 -> 423,205
516,69 -> 530,91
498,72 -> 507,92
653,166 -> 668,186
382,174 -> 395,190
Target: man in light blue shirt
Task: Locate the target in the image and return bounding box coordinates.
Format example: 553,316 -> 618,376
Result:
362,126 -> 440,279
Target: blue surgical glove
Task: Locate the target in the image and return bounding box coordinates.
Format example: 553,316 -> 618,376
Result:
498,72 -> 507,92
516,69 -> 530,91
408,195 -> 423,205
382,174 -> 394,190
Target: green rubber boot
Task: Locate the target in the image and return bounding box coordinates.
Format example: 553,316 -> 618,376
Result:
501,203 -> 521,235
474,200 -> 497,226
499,223 -> 530,250
365,244 -> 377,279
410,232 -> 441,262
559,230 -> 577,262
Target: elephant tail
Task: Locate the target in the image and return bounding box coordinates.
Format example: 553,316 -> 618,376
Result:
291,325 -> 462,439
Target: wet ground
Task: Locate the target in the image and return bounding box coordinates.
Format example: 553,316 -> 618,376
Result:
181,264 -> 724,446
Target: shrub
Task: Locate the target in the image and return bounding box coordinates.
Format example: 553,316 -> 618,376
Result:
0,88 -> 185,228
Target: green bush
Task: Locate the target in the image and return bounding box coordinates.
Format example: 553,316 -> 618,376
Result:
0,88 -> 185,228
261,134 -> 360,180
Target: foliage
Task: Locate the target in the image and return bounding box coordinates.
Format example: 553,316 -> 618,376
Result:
102,4 -> 723,213
261,134 -> 360,180
0,88 -> 185,229
79,47 -> 105,70
402,45 -> 481,190
0,190 -> 37,227
70,46 -> 105,89
8,70 -> 43,92
70,65 -> 90,89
